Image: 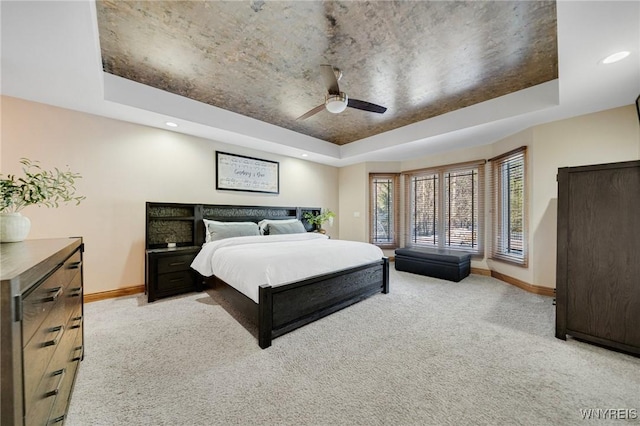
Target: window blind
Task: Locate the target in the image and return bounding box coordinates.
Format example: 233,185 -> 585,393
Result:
369,173 -> 400,248
403,160 -> 485,255
489,146 -> 528,266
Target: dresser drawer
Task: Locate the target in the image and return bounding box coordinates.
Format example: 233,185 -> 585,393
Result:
23,302 -> 80,413
22,250 -> 82,344
48,304 -> 82,375
26,313 -> 82,426
64,272 -> 83,316
24,367 -> 65,426
48,331 -> 83,424
157,270 -> 195,294
157,253 -> 196,274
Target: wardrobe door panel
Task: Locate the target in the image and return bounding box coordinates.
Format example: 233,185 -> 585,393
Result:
557,161 -> 640,354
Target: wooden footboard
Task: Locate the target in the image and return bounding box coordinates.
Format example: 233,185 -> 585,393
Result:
258,257 -> 389,348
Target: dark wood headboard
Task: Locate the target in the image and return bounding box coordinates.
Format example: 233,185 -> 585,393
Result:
145,202 -> 320,249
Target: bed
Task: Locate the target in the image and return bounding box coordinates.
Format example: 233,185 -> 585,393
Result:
177,204 -> 390,348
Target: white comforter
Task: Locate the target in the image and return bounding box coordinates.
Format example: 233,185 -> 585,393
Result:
190,233 -> 384,303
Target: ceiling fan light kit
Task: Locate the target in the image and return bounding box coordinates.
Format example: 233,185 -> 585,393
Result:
325,93 -> 348,113
297,64 -> 387,120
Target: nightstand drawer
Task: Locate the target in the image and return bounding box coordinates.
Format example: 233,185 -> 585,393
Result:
157,270 -> 194,293
146,247 -> 200,302
157,253 -> 196,274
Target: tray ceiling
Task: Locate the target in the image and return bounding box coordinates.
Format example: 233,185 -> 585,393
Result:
96,0 -> 558,146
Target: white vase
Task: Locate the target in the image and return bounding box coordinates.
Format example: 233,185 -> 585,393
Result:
0,212 -> 32,242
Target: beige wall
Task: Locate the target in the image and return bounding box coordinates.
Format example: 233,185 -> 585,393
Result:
344,105 -> 640,288
337,163 -> 367,243
3,96 -> 638,294
1,96 -> 339,294
530,106 -> 640,288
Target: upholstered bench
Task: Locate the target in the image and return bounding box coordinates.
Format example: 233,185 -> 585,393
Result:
394,247 -> 471,282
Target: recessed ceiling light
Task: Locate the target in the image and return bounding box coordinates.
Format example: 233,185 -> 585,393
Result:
165,121 -> 178,127
301,153 -> 309,157
601,51 -> 630,64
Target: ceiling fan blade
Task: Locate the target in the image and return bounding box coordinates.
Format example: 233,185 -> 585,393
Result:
296,104 -> 325,121
320,64 -> 340,95
347,98 -> 387,114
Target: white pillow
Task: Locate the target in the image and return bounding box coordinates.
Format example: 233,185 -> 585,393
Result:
203,219 -> 259,243
257,218 -> 300,235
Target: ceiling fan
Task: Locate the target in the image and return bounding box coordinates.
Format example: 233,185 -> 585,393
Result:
296,64 -> 387,120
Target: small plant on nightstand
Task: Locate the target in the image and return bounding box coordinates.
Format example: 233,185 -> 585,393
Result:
303,209 -> 336,234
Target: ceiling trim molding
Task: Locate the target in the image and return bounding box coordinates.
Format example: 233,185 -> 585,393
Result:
104,73 -> 342,162
340,80 -> 559,160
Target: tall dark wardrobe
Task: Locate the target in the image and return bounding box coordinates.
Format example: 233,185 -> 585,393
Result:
556,160 -> 640,356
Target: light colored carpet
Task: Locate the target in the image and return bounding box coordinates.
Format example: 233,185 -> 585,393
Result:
66,268 -> 640,425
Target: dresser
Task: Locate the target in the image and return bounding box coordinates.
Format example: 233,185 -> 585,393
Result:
556,161 -> 640,355
1,238 -> 84,425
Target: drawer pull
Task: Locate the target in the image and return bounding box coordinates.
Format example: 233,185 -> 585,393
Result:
42,287 -> 62,303
72,345 -> 84,362
68,261 -> 82,269
42,325 -> 65,347
69,287 -> 82,297
70,316 -> 83,329
169,261 -> 186,266
43,369 -> 66,398
48,415 -> 65,424
169,278 -> 184,283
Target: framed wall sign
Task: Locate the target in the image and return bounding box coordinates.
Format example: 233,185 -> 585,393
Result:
215,151 -> 279,194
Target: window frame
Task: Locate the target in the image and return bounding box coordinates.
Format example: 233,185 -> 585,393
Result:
403,160 -> 485,256
368,173 -> 400,249
489,146 -> 528,267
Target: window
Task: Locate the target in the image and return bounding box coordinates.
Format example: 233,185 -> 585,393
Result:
404,160 -> 485,255
369,173 -> 399,248
490,147 -> 527,266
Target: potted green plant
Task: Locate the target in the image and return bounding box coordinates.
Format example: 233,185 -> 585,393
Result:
1,158 -> 85,242
303,209 -> 336,234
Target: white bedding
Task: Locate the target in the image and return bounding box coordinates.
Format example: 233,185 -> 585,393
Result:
190,233 -> 384,303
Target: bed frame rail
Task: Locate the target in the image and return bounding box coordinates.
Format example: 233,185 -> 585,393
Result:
258,257 -> 389,348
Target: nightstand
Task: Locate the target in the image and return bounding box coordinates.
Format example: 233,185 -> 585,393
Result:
145,246 -> 201,302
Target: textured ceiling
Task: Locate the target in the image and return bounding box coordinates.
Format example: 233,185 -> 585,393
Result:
96,1 -> 558,146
